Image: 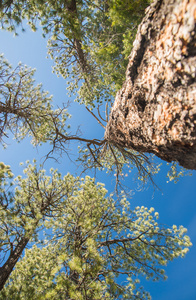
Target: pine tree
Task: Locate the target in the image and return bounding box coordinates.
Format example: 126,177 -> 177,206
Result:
0,164 -> 192,298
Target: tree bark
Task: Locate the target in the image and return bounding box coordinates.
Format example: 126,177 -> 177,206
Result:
105,0 -> 196,169
0,237 -> 29,290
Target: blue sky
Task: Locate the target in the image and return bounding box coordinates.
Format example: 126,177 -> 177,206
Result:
0,23 -> 196,300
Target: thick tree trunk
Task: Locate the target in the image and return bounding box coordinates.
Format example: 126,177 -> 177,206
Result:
105,0 -> 196,169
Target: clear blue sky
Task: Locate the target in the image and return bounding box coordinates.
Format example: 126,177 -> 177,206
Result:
0,24 -> 196,300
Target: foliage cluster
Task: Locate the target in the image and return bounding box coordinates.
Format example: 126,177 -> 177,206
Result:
0,162 -> 192,299
0,54 -> 69,146
0,0 -> 151,107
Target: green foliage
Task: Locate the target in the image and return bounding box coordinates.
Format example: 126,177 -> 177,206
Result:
0,0 -> 150,107
0,168 -> 192,299
0,160 -> 78,270
167,162 -> 192,184
47,0 -> 151,107
0,54 -> 70,145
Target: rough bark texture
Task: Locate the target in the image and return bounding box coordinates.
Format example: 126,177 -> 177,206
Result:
105,0 -> 196,169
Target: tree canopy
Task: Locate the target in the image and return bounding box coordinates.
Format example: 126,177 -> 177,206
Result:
0,54 -> 69,145
0,162 -> 191,299
0,0 -> 194,298
0,0 -> 150,106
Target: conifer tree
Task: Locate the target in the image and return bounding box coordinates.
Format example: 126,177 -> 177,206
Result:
0,163 -> 192,298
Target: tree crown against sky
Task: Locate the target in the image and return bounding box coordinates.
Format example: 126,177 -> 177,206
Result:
0,54 -> 70,146
0,0 -> 150,107
0,162 -> 192,299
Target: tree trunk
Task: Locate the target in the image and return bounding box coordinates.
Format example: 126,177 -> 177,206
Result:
105,0 -> 196,169
0,237 -> 29,290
